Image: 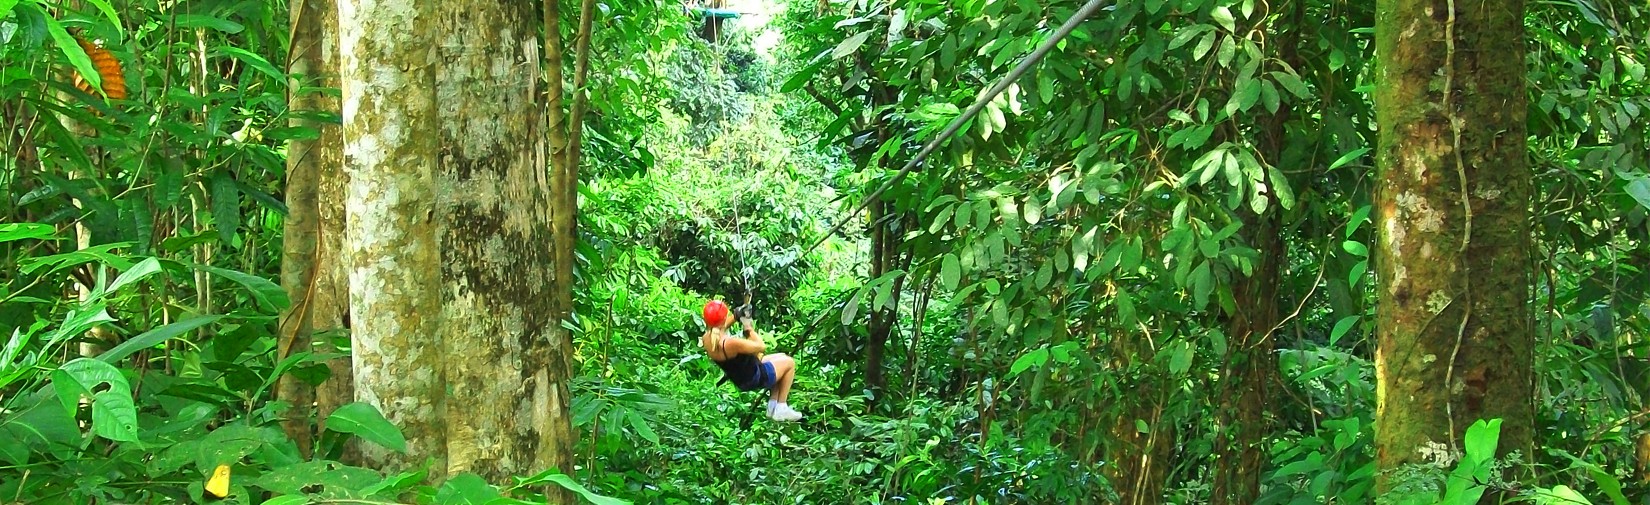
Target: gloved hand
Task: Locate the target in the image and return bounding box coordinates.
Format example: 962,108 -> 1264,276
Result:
735,303 -> 755,320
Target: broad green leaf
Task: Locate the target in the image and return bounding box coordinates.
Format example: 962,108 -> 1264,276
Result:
45,16 -> 101,95
83,0 -> 123,36
627,410 -> 659,444
541,473 -> 631,505
1341,240 -> 1368,258
1191,262 -> 1213,310
1268,166 -> 1295,210
326,402 -> 409,453
99,315 -> 222,363
173,13 -> 245,33
1346,204 -> 1372,238
833,31 -> 872,60
841,287 -> 865,325
0,0 -> 20,18
1271,70 -> 1311,98
260,497 -> 311,505
941,254 -> 961,291
1463,418 -> 1502,464
1211,6 -> 1236,32
210,171 -> 241,244
199,265 -> 290,312
1531,486 -> 1593,505
1193,31 -> 1217,61
1348,260 -> 1368,289
216,46 -> 284,81
107,257 -> 163,294
1168,341 -> 1194,376
1329,316 -> 1359,346
0,223 -> 55,243
434,473 -> 516,504
1009,347 -> 1049,377
1625,178 -> 1650,210
91,389 -> 139,442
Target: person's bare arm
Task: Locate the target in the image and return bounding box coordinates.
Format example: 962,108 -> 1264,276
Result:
722,335 -> 767,355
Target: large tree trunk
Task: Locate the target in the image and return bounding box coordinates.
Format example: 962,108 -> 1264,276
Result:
433,0 -> 570,482
1373,0 -> 1532,495
339,0 -> 447,475
1210,208 -> 1282,505
1210,3 -> 1302,501
278,0 -> 344,460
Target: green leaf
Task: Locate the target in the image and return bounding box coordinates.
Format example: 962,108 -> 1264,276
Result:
1169,342 -> 1194,376
1210,6 -> 1237,32
326,402 -> 409,453
1348,260 -> 1368,289
541,473 -> 631,505
259,497 -> 311,505
1626,178 -> 1650,210
1463,418 -> 1502,464
1271,70 -> 1311,98
1346,204 -> 1372,238
45,16 -> 101,95
215,46 -> 284,81
1193,31 -> 1217,61
627,410 -> 658,444
107,257 -> 163,294
0,0 -> 21,18
940,254 -> 961,291
833,31 -> 872,60
0,223 -> 55,243
1329,147 -> 1370,171
210,171 -> 240,244
435,473 -> 515,504
173,13 -> 245,33
1268,166 -> 1295,210
98,315 -> 222,364
82,0 -> 123,36
54,358 -> 138,442
1341,240 -> 1368,258
1009,347 -> 1049,377
1329,316 -> 1359,347
91,389 -> 139,442
198,265 -> 290,312
841,287 -> 865,325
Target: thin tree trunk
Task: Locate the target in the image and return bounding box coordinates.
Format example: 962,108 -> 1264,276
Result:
278,0 -> 342,459
433,0 -> 569,483
339,0 -> 446,475
1373,0 -> 1533,496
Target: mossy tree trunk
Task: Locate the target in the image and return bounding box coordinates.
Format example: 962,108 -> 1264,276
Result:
1372,0 -> 1532,494
339,0 -> 447,474
433,0 -> 571,482
278,0 -> 345,460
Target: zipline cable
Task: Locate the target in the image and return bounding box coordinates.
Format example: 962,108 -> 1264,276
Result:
782,0 -> 1111,271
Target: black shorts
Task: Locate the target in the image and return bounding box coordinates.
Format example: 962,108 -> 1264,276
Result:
736,361 -> 778,392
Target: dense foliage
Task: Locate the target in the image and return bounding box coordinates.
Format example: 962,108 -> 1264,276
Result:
3,0 -> 1649,504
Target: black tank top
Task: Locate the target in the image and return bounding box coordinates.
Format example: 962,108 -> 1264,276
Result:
712,335 -> 762,388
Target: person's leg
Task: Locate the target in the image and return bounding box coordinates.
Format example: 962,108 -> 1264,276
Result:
762,354 -> 801,420
764,354 -> 796,402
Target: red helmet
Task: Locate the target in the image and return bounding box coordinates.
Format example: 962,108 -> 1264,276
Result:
702,299 -> 731,328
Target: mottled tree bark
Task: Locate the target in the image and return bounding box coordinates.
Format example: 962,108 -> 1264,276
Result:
278,0 -> 344,459
339,0 -> 446,475
433,0 -> 570,482
1373,0 -> 1532,495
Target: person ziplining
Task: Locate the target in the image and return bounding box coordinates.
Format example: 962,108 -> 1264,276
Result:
692,0 -> 1107,423
700,299 -> 804,422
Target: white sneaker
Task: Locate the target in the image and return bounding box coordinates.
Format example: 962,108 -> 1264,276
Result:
769,404 -> 803,422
